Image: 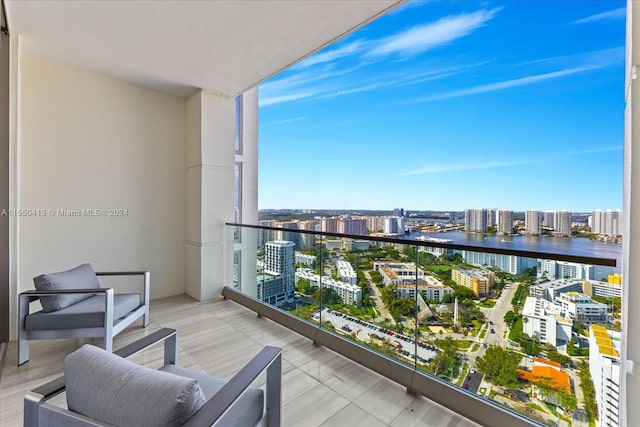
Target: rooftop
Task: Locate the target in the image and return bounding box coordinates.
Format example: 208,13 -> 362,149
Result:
0,296 -> 479,426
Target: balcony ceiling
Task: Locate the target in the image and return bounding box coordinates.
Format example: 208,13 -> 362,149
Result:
5,0 -> 405,97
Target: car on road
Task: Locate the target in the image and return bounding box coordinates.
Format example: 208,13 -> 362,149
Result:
462,383 -> 469,389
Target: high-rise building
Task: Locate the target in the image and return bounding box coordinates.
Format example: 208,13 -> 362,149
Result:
591,209 -> 622,236
464,208 -> 487,232
393,208 -> 405,218
543,210 -> 556,229
383,216 -> 404,234
525,210 -> 542,235
589,325 -> 621,427
449,211 -> 456,222
366,216 -> 383,233
557,210 -> 572,237
497,209 -> 513,234
337,218 -> 367,236
486,209 -> 497,227
321,217 -> 339,233
262,240 -> 295,303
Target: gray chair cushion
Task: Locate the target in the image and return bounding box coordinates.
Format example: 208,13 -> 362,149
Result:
65,345 -> 206,427
24,293 -> 141,331
160,364 -> 264,427
33,264 -> 101,312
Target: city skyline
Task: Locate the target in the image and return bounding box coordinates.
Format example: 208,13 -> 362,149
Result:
258,0 -> 625,211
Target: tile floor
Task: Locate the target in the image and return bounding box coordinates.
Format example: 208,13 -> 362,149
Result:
1,295 -> 481,426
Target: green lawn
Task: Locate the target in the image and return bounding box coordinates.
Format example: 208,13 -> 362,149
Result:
478,327 -> 488,339
471,343 -> 480,352
435,339 -> 473,350
477,299 -> 496,308
427,265 -> 452,274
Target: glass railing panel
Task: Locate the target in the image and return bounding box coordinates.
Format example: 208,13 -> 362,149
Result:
225,223 -> 621,426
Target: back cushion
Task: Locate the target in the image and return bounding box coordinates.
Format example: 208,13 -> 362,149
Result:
65,345 -> 206,427
33,263 -> 101,312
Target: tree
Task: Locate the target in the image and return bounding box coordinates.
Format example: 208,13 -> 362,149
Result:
311,287 -> 342,306
296,279 -> 312,295
504,310 -> 516,325
476,345 -> 521,388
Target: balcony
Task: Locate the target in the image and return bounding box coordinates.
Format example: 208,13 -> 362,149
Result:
1,294 -> 480,426
223,223 -> 618,426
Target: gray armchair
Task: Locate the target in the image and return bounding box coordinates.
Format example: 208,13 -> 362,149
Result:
18,263 -> 150,365
24,328 -> 282,427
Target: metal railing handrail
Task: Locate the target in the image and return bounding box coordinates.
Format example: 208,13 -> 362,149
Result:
226,222 -> 617,267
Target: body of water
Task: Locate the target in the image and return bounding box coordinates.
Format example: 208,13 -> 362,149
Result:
406,230 -> 622,276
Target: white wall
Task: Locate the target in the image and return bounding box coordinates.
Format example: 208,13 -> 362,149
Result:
19,55 -> 186,299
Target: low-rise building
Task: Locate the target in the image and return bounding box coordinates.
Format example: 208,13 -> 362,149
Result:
295,268 -> 362,305
373,261 -> 425,286
295,252 -> 316,267
530,278 -> 583,302
451,268 -> 494,298
522,297 -> 572,348
395,275 -> 453,302
582,280 -> 623,299
554,292 -> 608,325
336,260 -> 357,285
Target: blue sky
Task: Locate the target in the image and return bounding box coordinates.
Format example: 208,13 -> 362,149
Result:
258,0 -> 625,212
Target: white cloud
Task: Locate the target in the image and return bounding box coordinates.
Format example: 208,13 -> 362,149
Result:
397,159 -> 531,176
260,117 -> 307,128
573,7 -> 626,24
259,92 -> 317,107
397,146 -> 622,176
412,64 -> 601,103
366,8 -> 502,58
294,40 -> 364,69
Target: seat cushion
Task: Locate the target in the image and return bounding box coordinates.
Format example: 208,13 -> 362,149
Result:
160,364 -> 264,427
24,293 -> 141,331
65,344 -> 206,427
33,263 -> 101,312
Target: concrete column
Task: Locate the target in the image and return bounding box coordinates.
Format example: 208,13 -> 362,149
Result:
622,1 -> 640,425
239,87 -> 258,298
186,91 -> 235,301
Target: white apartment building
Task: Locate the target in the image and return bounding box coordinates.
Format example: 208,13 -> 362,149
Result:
591,209 -> 623,236
464,208 -> 488,232
396,281 -> 453,302
536,260 -> 594,281
497,209 -> 513,234
373,261 -> 425,286
554,292 -> 608,325
366,216 -> 383,233
383,216 -> 405,235
556,210 -> 572,236
583,280 -> 623,300
295,268 -> 362,305
336,260 -> 357,285
525,210 -> 542,235
486,209 -> 497,227
589,325 -> 621,427
522,297 -> 573,348
530,278 -> 584,301
295,252 -> 316,267
543,210 -> 556,228
462,251 -> 536,275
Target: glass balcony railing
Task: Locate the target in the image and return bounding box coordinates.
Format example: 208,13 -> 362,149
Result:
225,223 -> 619,427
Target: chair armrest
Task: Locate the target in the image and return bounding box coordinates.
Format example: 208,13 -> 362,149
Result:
95,271 -> 150,313
182,346 -> 282,427
20,288 -> 112,296
24,328 -> 178,427
95,271 -> 149,276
